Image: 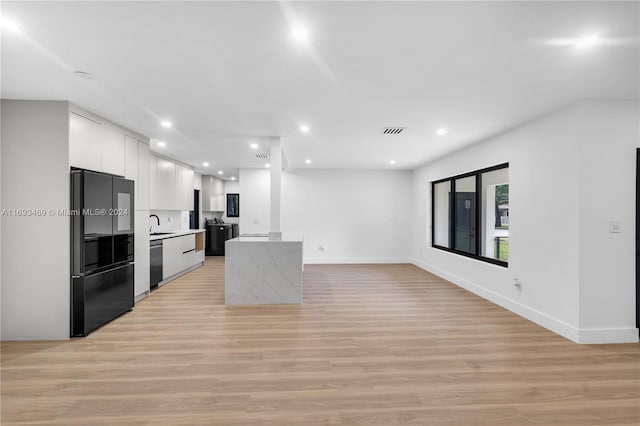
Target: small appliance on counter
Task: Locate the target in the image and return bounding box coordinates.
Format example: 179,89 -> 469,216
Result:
70,168 -> 135,337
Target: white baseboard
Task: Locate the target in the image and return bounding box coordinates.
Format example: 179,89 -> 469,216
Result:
304,257 -> 411,264
577,327 -> 639,344
411,258 -> 639,345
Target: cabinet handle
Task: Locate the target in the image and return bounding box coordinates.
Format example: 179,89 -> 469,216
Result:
182,249 -> 195,254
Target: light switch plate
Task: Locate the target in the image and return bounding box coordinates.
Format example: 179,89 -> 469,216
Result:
609,220 -> 621,233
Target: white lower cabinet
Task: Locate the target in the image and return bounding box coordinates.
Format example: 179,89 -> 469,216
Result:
162,234 -> 201,280
134,211 -> 150,297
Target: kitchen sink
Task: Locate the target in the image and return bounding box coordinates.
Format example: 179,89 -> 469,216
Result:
150,232 -> 174,236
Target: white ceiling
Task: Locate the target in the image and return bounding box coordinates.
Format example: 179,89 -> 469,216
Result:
1,1 -> 638,177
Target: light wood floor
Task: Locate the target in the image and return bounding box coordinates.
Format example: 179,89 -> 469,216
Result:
2,258 -> 639,425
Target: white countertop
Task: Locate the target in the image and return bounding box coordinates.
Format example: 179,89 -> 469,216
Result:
149,229 -> 205,241
227,232 -> 303,243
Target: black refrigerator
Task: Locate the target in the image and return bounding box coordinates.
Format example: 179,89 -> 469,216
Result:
71,169 -> 135,337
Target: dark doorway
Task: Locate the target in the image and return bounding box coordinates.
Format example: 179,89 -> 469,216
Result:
189,189 -> 200,229
454,192 -> 476,254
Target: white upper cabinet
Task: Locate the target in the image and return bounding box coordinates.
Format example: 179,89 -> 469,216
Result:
70,109 -> 136,179
201,175 -> 225,212
181,167 -> 194,210
69,112 -> 102,172
137,142 -> 150,211
125,135 -> 150,211
149,155 -> 195,211
101,125 -> 125,176
124,136 -> 138,181
153,156 -> 176,210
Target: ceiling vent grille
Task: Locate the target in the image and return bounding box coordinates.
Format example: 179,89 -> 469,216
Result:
255,152 -> 271,159
381,127 -> 406,135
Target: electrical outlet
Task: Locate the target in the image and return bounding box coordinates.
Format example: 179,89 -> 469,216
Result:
609,221 -> 622,233
318,245 -> 325,251
514,278 -> 522,288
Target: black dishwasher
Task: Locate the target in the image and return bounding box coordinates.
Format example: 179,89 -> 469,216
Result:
150,239 -> 163,288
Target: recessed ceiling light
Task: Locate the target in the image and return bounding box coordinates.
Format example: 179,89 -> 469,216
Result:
291,25 -> 309,43
436,128 -> 448,136
575,34 -> 600,49
73,71 -> 93,80
265,163 -> 271,168
157,141 -> 166,147
389,160 -> 397,165
0,17 -> 19,32
202,162 -> 209,167
231,177 -> 236,181
161,121 -> 172,128
250,143 -> 259,149
300,124 -> 310,133
217,170 -> 223,175
305,159 -> 311,164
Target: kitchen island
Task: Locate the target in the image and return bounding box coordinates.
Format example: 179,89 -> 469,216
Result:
224,233 -> 303,304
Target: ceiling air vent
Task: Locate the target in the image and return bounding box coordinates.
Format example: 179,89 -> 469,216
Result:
381,127 -> 406,135
255,152 -> 271,160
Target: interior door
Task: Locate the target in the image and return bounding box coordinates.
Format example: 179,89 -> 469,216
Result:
454,192 -> 476,254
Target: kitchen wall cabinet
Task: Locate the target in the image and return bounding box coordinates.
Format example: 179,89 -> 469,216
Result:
182,167 -> 194,210
70,111 -> 125,176
176,165 -> 194,211
137,143 -> 150,211
149,155 -> 195,211
69,112 -> 102,172
125,135 -> 150,211
202,175 -> 225,212
151,156 -> 177,210
125,136 -> 138,181
70,108 -> 148,189
101,125 -> 125,176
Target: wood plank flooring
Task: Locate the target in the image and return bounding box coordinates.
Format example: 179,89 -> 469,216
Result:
2,258 -> 639,425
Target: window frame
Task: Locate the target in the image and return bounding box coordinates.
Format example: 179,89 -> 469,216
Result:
431,162 -> 509,267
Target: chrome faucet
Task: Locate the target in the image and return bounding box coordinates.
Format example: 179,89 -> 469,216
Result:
149,214 -> 160,232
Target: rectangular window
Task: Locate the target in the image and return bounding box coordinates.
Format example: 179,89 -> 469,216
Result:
453,175 -> 477,254
431,163 -> 508,267
480,168 -> 509,262
433,181 -> 451,247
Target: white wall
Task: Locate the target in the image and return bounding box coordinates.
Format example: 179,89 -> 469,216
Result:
239,169 -> 271,234
1,100 -> 71,340
240,168 -> 413,263
577,101 -> 638,341
411,100 -> 639,344
222,181 -> 240,224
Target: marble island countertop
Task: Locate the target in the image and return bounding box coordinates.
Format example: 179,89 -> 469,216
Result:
228,233 -> 304,243
149,229 -> 205,241
225,232 -> 304,305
